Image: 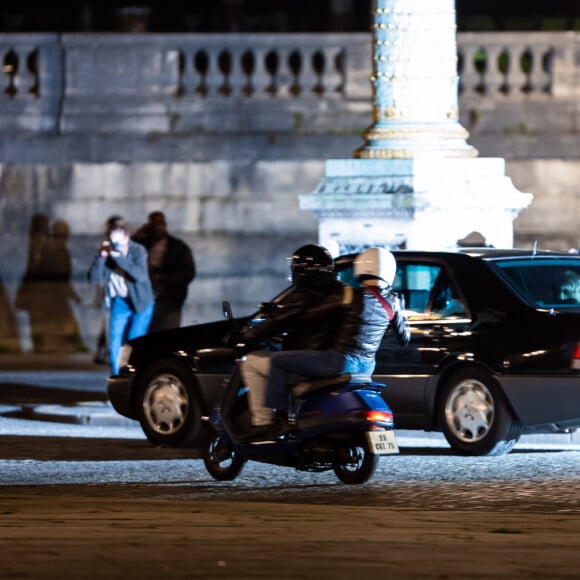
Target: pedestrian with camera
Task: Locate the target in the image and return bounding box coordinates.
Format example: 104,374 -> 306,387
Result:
87,217 -> 154,374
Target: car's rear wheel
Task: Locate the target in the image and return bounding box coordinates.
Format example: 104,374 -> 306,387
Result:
137,359 -> 201,447
438,367 -> 522,456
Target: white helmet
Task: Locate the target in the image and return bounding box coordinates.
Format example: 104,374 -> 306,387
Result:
354,247 -> 396,288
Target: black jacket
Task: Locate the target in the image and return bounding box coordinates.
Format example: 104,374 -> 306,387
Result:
246,281 -> 409,362
140,235 -> 195,306
246,279 -> 360,352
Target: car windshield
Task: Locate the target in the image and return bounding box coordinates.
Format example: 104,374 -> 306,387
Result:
492,258 -> 580,309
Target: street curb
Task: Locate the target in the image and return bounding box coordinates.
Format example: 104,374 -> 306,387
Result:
25,403 -> 137,428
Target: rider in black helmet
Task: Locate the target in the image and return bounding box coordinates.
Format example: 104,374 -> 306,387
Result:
290,243 -> 334,288
240,243 -> 357,440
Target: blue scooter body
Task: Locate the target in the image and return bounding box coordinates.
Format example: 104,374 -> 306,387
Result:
208,368 -> 396,466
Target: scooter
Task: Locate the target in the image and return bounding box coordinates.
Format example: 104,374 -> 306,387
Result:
201,308 -> 399,484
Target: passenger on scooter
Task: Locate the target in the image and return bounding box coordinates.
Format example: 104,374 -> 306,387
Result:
340,247 -> 410,376
240,243 -> 359,441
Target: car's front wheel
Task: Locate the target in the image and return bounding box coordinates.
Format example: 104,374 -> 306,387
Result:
438,367 -> 522,456
137,359 -> 201,447
204,431 -> 246,481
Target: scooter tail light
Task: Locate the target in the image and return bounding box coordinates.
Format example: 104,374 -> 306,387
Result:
360,410 -> 393,424
572,343 -> 580,369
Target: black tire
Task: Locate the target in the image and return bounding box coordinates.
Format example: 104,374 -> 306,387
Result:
438,367 -> 522,456
332,437 -> 379,484
137,358 -> 202,447
203,431 -> 246,481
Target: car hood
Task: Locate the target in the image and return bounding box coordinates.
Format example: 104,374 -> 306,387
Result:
127,317 -> 245,355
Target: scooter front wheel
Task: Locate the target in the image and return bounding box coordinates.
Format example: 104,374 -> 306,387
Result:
332,436 -> 378,485
203,431 -> 246,481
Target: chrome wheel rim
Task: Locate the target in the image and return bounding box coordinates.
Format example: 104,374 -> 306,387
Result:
142,373 -> 189,436
445,379 -> 494,443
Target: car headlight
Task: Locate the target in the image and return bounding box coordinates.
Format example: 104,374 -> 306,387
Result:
117,344 -> 133,370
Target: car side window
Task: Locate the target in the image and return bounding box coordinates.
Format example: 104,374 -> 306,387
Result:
495,260 -> 580,309
393,264 -> 439,319
426,271 -> 467,318
393,263 -> 466,320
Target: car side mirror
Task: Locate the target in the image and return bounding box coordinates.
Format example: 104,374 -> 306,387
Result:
222,300 -> 234,320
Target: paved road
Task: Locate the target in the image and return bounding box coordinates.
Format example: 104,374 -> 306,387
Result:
1,399 -> 579,514
1,421 -> 579,579
1,364 -> 579,579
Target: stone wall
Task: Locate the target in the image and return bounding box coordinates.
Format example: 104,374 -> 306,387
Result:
1,31 -> 580,353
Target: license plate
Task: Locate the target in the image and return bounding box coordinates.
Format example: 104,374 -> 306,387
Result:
366,430 -> 399,455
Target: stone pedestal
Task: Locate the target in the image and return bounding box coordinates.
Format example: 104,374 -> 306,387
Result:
300,158 -> 532,253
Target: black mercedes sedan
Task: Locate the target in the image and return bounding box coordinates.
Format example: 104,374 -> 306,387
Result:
107,248 -> 580,456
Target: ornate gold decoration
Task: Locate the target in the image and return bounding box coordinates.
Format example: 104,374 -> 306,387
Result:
363,125 -> 470,140
384,107 -> 402,119
353,147 -> 479,160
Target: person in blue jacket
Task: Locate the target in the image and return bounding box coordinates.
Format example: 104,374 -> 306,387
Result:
88,219 -> 154,374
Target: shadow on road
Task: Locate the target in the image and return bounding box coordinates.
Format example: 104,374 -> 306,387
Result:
0,435 -> 199,461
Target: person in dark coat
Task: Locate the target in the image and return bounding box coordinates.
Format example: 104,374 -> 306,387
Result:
132,211 -> 195,333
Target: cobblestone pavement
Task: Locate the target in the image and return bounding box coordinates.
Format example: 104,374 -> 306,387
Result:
1,359 -> 579,578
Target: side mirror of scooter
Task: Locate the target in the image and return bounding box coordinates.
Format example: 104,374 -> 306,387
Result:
222,300 -> 234,320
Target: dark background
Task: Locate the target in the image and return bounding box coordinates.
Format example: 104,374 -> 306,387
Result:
1,1 -> 580,33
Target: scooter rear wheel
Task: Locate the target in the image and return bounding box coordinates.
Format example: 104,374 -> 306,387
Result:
204,431 -> 246,481
332,437 -> 378,484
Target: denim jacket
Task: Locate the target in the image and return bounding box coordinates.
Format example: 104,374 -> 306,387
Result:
88,241 -> 154,313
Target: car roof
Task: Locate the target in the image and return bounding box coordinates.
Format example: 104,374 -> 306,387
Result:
335,247 -> 579,269
447,247 -> 578,260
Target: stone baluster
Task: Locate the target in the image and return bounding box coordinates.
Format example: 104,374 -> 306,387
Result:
180,49 -> 197,96
320,46 -> 344,95
226,48 -> 244,97
299,47 -> 318,95
460,45 -> 483,96
251,47 -> 272,96
275,48 -> 292,97
508,44 -> 529,94
483,45 -> 505,96
204,48 -> 222,97
529,44 -> 552,93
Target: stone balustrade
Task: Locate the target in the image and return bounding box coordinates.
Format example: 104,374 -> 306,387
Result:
457,31 -> 578,99
1,32 -> 579,134
174,34 -> 347,99
0,33 -> 62,132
